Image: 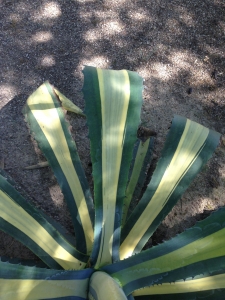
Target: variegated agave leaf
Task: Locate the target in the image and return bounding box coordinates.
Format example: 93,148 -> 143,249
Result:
120,115 -> 220,259
83,67 -> 143,268
23,82 -> 94,255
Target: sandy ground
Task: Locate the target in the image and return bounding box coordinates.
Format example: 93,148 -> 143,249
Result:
0,0 -> 224,259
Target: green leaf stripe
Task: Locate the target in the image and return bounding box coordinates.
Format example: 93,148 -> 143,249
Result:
0,169 -> 77,248
0,260 -> 93,299
134,288 -> 225,300
120,115 -> 220,259
23,82 -> 94,254
82,66 -> 103,267
112,70 -> 143,263
122,137 -> 154,225
83,67 -> 143,268
124,257 -> 225,295
102,207 -> 225,295
0,173 -> 88,270
133,273 -> 225,297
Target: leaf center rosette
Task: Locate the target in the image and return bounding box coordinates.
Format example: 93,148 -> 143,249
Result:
88,271 -> 127,300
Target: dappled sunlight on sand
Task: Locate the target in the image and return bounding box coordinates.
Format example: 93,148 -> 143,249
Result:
40,55 -> 56,67
33,1 -> 62,21
80,56 -> 109,69
32,31 -> 53,43
0,84 -> 17,109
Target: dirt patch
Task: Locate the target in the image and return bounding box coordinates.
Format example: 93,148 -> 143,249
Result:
0,0 -> 225,260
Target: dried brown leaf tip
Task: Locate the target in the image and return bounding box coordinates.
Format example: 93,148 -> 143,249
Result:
137,126 -> 157,141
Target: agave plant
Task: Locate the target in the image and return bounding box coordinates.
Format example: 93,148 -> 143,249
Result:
0,66 -> 224,299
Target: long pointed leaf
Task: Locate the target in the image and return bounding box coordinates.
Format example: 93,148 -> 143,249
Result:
102,207 -> 225,295
23,82 -> 94,254
83,67 -> 143,268
0,259 -> 93,299
133,274 -> 225,297
134,288 -> 225,300
0,172 -> 88,270
0,169 -> 76,247
54,87 -> 86,117
120,115 -> 220,259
